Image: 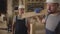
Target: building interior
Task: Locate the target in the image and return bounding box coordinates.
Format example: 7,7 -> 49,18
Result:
0,0 -> 58,34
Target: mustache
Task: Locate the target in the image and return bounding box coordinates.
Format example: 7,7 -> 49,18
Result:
47,10 -> 56,14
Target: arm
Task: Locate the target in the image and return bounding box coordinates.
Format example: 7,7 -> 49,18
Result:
42,18 -> 46,24
42,14 -> 50,24
27,22 -> 30,34
12,16 -> 16,34
26,18 -> 30,34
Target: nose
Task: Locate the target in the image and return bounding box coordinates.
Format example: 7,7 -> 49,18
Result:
47,6 -> 52,13
48,6 -> 51,10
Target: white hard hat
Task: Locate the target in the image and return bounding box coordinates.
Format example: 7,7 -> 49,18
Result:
46,0 -> 60,3
19,5 -> 25,8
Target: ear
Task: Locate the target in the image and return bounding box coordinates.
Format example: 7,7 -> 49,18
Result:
57,4 -> 60,11
57,4 -> 59,7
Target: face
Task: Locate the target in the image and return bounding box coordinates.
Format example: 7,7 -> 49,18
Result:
47,3 -> 59,14
19,8 -> 24,15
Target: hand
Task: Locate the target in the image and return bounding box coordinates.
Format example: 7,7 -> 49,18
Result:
42,19 -> 46,24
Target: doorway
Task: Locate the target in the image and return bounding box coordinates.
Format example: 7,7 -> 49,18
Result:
0,0 -> 7,14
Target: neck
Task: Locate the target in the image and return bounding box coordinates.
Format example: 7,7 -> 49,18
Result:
51,11 -> 60,16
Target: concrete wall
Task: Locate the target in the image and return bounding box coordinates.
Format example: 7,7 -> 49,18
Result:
7,0 -> 13,17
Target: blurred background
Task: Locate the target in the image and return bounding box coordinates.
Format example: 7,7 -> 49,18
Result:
0,0 -> 47,34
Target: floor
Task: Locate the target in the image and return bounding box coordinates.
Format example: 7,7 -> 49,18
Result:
0,21 -> 12,34
0,19 -> 45,34
0,30 -> 12,34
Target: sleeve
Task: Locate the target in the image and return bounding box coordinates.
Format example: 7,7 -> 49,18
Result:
13,16 -> 16,24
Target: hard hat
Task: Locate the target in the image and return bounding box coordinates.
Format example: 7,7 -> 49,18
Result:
19,5 -> 25,8
46,0 -> 60,3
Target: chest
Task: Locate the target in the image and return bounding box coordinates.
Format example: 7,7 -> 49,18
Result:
46,15 -> 60,24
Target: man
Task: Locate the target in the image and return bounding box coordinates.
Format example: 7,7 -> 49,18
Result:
14,5 -> 30,34
42,0 -> 60,34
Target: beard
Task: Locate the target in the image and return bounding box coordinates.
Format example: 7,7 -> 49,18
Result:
47,10 -> 57,14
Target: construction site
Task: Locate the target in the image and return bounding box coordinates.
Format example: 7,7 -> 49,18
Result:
0,0 -> 60,34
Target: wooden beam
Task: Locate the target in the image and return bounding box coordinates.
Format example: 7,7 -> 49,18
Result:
21,9 -> 47,18
7,0 -> 13,17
